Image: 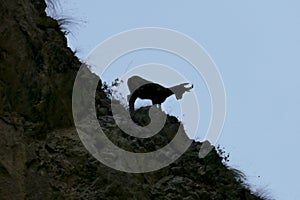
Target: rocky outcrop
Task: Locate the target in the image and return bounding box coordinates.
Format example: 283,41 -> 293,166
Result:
0,0 -> 265,199
0,0 -> 93,132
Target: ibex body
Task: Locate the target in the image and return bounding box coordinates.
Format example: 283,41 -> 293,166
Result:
127,76 -> 193,111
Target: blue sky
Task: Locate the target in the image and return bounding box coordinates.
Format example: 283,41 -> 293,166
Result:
50,1 -> 300,199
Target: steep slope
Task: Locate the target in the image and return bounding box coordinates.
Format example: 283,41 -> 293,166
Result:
0,0 -> 266,199
0,0 -> 83,131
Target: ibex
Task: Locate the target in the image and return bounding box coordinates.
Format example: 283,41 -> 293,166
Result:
127,75 -> 193,111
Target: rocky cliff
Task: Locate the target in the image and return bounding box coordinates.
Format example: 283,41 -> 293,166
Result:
0,0 -> 266,199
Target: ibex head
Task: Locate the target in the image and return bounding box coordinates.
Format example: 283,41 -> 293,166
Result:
171,83 -> 193,100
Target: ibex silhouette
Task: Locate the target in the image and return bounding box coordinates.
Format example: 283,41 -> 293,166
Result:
127,76 -> 193,111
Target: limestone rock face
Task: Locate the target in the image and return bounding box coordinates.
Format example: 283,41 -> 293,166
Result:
0,0 -> 265,199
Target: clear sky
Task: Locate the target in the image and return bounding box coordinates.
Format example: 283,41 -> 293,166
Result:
50,1 -> 300,199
